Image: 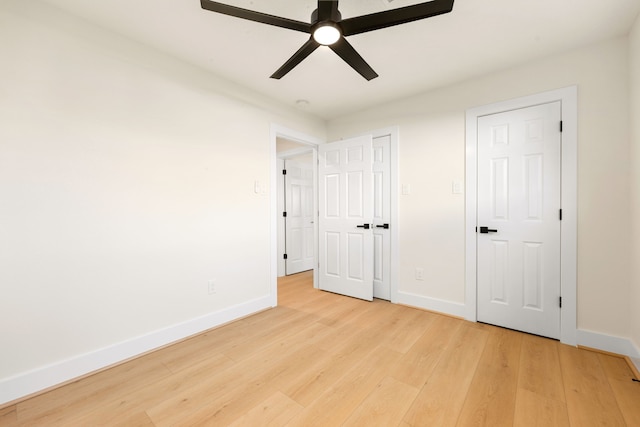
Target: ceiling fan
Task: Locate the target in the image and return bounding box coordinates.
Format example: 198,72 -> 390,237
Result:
200,0 -> 455,80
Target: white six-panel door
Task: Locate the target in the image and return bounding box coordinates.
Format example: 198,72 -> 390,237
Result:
372,135 -> 391,300
477,101 -> 562,339
318,135 -> 374,301
284,157 -> 315,275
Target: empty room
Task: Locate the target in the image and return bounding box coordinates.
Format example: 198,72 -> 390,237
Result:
1,0 -> 640,425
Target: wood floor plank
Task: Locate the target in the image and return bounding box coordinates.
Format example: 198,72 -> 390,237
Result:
518,334 -> 566,403
111,411 -> 156,427
403,322 -> 490,426
559,345 -> 627,426
285,346 -> 404,427
162,344 -> 324,427
312,300 -> 388,356
315,295 -> 369,328
598,353 -> 640,426
15,355 -> 171,424
210,307 -> 319,361
281,332 -> 382,406
145,324 -> 327,426
513,388 -> 570,427
455,326 -> 522,427
378,307 -> 437,354
222,309 -> 322,362
390,315 -> 462,388
342,376 -> 419,427
282,303 -> 408,406
55,352 -> 235,426
227,392 -> 303,427
0,406 -> 17,426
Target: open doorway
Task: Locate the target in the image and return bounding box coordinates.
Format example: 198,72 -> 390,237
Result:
269,125 -> 399,308
277,138 -> 316,277
269,125 -> 322,308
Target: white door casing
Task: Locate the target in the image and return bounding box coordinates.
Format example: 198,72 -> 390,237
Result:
318,135 -> 374,301
477,102 -> 562,339
284,157 -> 315,275
465,86 -> 577,346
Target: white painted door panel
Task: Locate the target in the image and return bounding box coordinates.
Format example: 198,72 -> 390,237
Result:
477,102 -> 562,339
319,135 -> 373,301
285,157 -> 314,275
372,135 -> 391,300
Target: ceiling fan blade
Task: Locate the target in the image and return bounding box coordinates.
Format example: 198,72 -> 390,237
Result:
340,0 -> 454,36
201,0 -> 311,33
329,38 -> 378,81
271,38 -> 321,79
317,0 -> 339,21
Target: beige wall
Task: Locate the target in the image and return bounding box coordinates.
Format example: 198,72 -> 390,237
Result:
630,13 -> 640,353
327,37 -> 632,338
0,0 -> 324,390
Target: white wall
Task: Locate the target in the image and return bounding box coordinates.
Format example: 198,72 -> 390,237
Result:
0,0 -> 325,403
327,37 -> 632,340
629,13 -> 640,357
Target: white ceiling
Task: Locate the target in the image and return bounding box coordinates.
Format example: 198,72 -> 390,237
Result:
40,0 -> 640,120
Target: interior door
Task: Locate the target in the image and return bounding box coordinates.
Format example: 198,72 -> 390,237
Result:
477,101 -> 562,339
318,135 -> 374,301
372,135 -> 391,300
284,157 -> 315,275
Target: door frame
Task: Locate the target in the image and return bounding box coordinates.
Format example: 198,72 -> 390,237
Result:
270,125 -> 400,307
465,86 -> 577,346
270,125 -> 322,307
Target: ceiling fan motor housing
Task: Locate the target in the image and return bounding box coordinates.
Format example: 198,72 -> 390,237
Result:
311,8 -> 341,24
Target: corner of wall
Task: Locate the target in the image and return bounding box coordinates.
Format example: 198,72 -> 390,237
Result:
629,9 -> 640,365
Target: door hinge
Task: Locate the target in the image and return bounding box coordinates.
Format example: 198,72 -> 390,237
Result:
282,169 -> 287,175
559,209 -> 563,220
283,253 -> 288,260
283,211 -> 287,217
559,296 -> 562,308
560,121 -> 563,132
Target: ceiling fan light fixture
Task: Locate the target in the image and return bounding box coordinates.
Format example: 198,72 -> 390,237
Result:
313,24 -> 341,45
201,0 -> 456,80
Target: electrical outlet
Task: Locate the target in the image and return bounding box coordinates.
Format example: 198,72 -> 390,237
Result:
208,280 -> 216,295
415,268 -> 424,281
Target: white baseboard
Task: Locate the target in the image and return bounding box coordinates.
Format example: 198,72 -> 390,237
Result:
395,291 -> 466,318
576,329 -> 640,359
0,296 -> 272,406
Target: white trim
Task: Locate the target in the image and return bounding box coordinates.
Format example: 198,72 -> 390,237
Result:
465,86 -> 578,346
276,157 -> 286,277
270,124 -> 323,300
0,296 -> 271,406
577,329 -> 640,359
396,291 -> 467,318
277,147 -> 314,159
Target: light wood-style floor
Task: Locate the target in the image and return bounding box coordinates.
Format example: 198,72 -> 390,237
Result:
2,270 -> 640,426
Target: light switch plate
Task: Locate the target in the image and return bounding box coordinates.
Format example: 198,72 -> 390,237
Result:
452,181 -> 463,194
